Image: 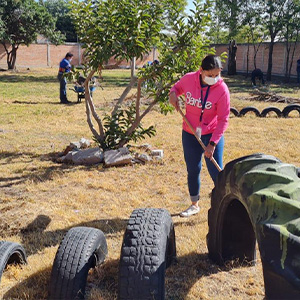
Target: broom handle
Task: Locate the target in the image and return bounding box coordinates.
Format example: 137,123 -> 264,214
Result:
178,107 -> 222,172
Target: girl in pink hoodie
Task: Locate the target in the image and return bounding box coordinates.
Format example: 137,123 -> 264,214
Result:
169,55 -> 230,217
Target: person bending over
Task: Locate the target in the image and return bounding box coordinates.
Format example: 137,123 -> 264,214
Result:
169,55 -> 230,217
251,68 -> 265,87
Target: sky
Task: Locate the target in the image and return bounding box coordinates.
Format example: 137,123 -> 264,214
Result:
186,0 -> 196,13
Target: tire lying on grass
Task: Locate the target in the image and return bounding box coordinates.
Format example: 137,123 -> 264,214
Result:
0,241 -> 27,285
49,226 -> 108,300
207,153 -> 300,299
119,208 -> 176,300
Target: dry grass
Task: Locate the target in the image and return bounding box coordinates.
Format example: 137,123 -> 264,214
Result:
0,68 -> 300,299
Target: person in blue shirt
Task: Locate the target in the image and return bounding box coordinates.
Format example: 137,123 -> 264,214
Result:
57,52 -> 73,104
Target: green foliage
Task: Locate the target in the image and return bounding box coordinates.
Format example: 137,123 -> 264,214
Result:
70,0 -> 168,69
42,0 -> 77,42
95,103 -> 156,151
69,0 -> 215,149
0,0 -> 64,69
137,0 -> 215,114
1,0 -> 63,45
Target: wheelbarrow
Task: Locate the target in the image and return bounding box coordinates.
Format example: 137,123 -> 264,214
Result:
70,85 -> 97,103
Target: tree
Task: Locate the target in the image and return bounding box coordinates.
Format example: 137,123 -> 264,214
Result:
281,0 -> 300,82
227,40 -> 237,75
238,1 -> 265,76
0,4 -> 4,38
215,0 -> 241,41
0,0 -> 63,69
69,0 -> 216,150
42,0 -> 77,42
257,0 -> 288,80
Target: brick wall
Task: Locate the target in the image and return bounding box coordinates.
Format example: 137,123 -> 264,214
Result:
1,41 -> 299,78
214,42 -> 300,77
0,43 -> 158,69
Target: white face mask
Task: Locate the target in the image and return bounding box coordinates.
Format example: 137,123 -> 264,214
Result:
203,75 -> 220,86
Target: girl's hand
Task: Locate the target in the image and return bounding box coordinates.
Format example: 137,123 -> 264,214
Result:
204,144 -> 215,160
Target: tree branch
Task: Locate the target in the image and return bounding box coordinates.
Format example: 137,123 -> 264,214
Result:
85,94 -> 102,142
135,78 -> 143,120
84,69 -> 104,138
112,76 -> 137,115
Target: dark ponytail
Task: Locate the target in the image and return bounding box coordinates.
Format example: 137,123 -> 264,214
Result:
201,55 -> 222,71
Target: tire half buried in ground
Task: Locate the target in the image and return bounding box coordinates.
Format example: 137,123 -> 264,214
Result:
119,208 -> 176,300
207,153 -> 300,299
0,241 -> 27,285
239,106 -> 261,117
49,226 -> 108,300
282,104 -> 300,118
260,106 -> 282,117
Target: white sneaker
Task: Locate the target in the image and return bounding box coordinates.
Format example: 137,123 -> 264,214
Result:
180,205 -> 200,217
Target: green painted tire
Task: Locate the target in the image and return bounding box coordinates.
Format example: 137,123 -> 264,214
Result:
207,153 -> 300,299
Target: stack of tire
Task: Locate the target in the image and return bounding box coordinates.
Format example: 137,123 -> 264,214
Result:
230,103 -> 300,117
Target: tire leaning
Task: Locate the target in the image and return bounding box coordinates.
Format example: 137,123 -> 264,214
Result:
207,153 -> 300,299
0,241 -> 27,285
118,208 -> 176,300
49,226 -> 108,300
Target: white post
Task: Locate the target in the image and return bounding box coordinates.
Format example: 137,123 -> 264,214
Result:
78,43 -> 81,66
153,47 -> 156,61
47,43 -> 50,67
131,57 -> 136,78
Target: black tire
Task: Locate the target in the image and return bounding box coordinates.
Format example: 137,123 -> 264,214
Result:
207,153 -> 300,299
282,104 -> 300,118
119,208 -> 176,300
239,106 -> 261,117
260,106 -> 282,117
230,107 -> 239,117
0,241 -> 27,284
49,226 -> 108,300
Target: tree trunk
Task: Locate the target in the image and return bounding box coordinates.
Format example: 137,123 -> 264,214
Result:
246,39 -> 249,78
7,46 -> 18,70
266,37 -> 275,81
284,42 -> 291,82
288,38 -> 298,82
228,40 -> 237,75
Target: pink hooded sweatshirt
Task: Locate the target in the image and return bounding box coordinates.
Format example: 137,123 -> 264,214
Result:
170,70 -> 230,144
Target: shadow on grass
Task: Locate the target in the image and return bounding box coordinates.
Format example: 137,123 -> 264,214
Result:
0,151 -> 105,188
165,251 -> 259,300
224,74 -> 300,95
12,100 -> 80,105
2,258 -> 119,300
101,75 -> 131,88
0,75 -> 57,83
19,214 -> 128,256
2,266 -> 52,300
